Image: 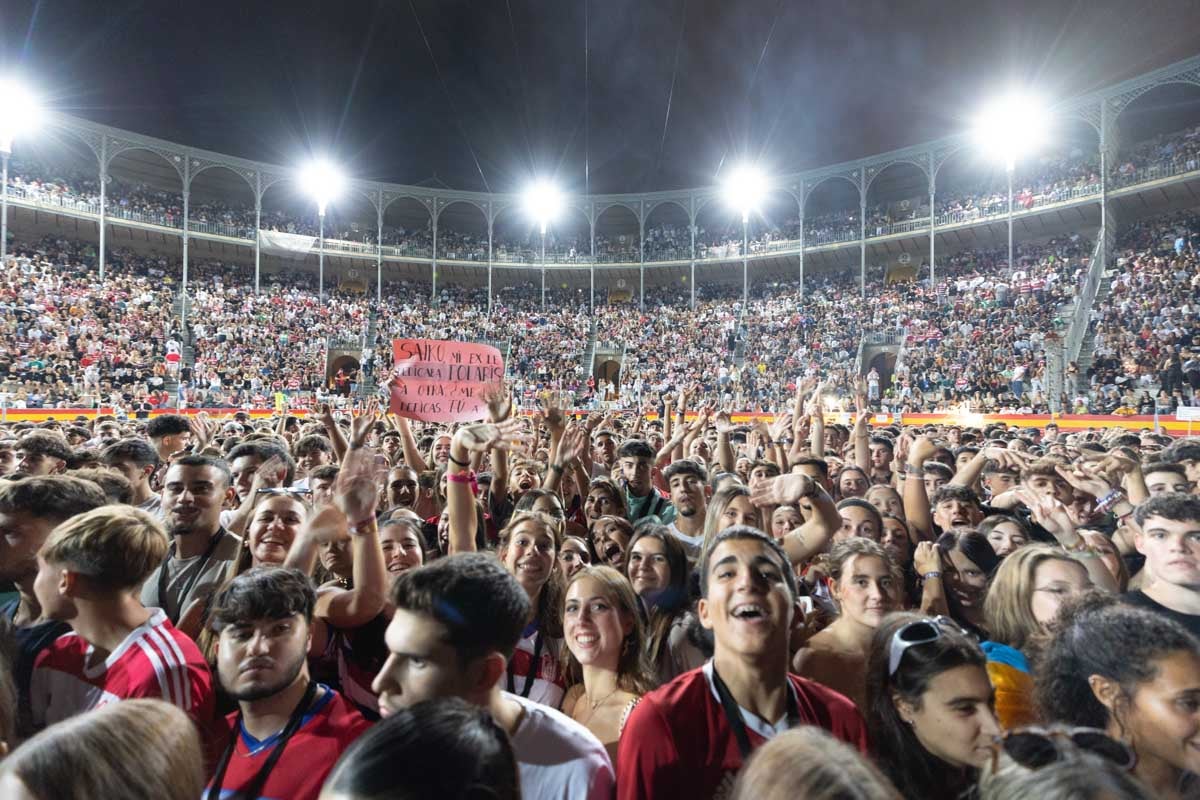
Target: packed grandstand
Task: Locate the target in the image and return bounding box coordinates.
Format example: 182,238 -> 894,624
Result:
2,108 -> 1198,419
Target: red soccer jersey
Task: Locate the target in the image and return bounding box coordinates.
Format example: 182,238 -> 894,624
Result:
206,685 -> 371,800
31,608 -> 214,728
617,663 -> 869,800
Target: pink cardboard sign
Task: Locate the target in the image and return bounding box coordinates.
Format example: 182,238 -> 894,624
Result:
388,339 -> 505,422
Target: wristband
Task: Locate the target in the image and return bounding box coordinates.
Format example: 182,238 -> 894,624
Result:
446,472 -> 473,484
447,453 -> 470,468
906,464 -> 926,477
1095,488 -> 1124,513
920,571 -> 942,581
348,518 -> 377,535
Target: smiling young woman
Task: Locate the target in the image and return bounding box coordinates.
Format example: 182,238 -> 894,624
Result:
497,510 -> 568,709
561,566 -> 656,764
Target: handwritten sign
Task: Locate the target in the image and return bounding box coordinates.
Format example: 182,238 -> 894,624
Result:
389,339 -> 505,423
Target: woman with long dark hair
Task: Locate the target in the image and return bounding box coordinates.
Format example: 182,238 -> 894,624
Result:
1034,593 -> 1200,799
624,525 -> 704,683
866,612 -> 1000,799
933,528 -> 1000,638
561,565 -> 657,764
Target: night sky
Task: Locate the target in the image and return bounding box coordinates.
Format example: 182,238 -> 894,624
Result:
2,0 -> 1199,194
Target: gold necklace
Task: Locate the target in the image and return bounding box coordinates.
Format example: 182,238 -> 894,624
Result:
581,685 -> 621,725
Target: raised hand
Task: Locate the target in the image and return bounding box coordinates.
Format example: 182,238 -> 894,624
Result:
541,391 -> 567,432
1015,487 -> 1077,543
913,542 -> 942,576
1054,463 -> 1114,501
334,446 -> 385,528
908,435 -> 938,466
483,383 -> 513,422
749,473 -> 815,507
349,406 -> 380,450
252,455 -> 288,492
559,425 -> 590,464
187,412 -> 217,453
455,418 -> 529,454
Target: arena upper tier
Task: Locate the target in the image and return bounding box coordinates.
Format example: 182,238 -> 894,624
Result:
1,53 -> 1198,300
1,53 -> 1199,415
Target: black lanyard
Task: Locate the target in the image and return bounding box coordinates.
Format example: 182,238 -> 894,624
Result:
711,665 -> 800,760
506,629 -> 544,699
207,681 -> 318,800
159,529 -> 224,621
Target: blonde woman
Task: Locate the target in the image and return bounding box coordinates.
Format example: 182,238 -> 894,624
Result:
732,727 -> 901,800
0,699 -> 203,800
982,543 -> 1095,728
561,566 -> 657,763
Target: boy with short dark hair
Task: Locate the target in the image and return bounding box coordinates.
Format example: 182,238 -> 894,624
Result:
374,553 -> 613,800
206,567 -> 369,800
618,527 -> 868,799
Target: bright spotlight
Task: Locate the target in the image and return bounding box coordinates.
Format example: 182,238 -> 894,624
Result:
973,91 -> 1051,169
522,180 -> 564,234
0,76 -> 42,153
298,158 -> 345,215
723,163 -> 768,221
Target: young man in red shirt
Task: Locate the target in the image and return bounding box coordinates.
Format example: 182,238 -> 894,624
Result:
30,504 -> 214,729
205,567 -> 370,800
617,526 -> 869,800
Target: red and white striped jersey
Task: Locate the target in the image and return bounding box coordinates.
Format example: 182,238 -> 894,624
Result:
30,608 -> 214,729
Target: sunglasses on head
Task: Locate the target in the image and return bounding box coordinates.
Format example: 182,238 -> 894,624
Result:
991,727 -> 1135,773
887,615 -> 967,676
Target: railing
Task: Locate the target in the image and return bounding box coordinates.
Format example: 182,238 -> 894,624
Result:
804,227 -> 860,246
5,159 -> 1197,270
4,183 -> 102,215
381,242 -> 433,258
109,204 -> 184,229
862,328 -> 908,346
320,238 -> 378,256
593,250 -> 640,264
190,219 -> 255,239
1063,238 -> 1106,364
327,336 -> 366,350
1110,157 -> 1200,189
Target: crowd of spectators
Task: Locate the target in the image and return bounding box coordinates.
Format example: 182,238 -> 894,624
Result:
1084,211 -> 1200,415
8,121 -> 1194,268
185,266 -> 370,409
0,236 -> 180,411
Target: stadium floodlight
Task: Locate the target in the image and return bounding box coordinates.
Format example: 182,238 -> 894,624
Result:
522,179 -> 564,235
522,179 -> 564,308
722,163 -> 768,223
0,76 -> 42,264
298,158 -> 345,217
298,157 -> 344,300
0,76 -> 40,155
973,90 -> 1050,270
722,163 -> 768,305
972,91 -> 1050,171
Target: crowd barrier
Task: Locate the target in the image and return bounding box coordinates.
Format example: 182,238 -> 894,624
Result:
2,408 -> 1197,437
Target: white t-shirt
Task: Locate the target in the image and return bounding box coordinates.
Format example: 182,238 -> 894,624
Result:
507,692 -> 614,800
666,521 -> 703,561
